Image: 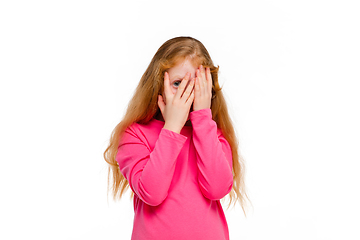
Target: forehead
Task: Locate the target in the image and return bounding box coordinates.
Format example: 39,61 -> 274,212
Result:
168,59 -> 198,75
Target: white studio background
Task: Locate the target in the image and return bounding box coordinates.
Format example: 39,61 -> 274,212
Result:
1,0 -> 359,239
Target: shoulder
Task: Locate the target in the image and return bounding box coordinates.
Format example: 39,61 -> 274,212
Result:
120,119 -> 164,147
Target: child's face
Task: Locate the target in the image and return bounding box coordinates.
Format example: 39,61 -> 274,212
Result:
166,59 -> 198,94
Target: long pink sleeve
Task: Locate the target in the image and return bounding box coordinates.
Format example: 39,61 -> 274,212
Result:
115,110 -> 233,240
190,108 -> 233,200
116,127 -> 187,206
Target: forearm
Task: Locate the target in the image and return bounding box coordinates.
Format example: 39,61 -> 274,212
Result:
190,109 -> 233,200
117,128 -> 187,206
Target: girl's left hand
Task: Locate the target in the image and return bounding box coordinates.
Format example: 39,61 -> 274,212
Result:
193,65 -> 213,111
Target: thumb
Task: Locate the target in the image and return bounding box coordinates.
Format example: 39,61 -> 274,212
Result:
158,95 -> 165,114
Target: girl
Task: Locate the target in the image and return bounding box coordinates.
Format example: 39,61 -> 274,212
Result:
104,36 -> 248,240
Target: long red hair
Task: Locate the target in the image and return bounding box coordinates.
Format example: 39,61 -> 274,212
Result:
104,36 -> 249,214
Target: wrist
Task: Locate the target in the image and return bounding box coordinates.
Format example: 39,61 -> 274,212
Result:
163,123 -> 182,134
192,107 -> 211,112
190,108 -> 212,121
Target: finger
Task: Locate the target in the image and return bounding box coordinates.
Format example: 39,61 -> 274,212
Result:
194,77 -> 200,98
175,72 -> 191,99
163,72 -> 172,98
198,67 -> 205,96
181,78 -> 195,102
195,69 -> 201,96
201,65 -> 209,95
157,95 -> 165,114
186,86 -> 195,105
206,67 -> 213,93
200,65 -> 206,80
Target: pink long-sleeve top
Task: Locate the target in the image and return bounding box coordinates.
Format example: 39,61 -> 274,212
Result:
116,108 -> 234,240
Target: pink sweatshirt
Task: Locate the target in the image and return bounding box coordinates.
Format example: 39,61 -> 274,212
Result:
116,108 -> 234,240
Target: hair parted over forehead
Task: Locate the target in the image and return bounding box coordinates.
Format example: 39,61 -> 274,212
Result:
104,36 -> 250,215
155,36 -> 215,69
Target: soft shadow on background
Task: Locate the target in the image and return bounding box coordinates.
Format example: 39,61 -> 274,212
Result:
1,1 -> 359,239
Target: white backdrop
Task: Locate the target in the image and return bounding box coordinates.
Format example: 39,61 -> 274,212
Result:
1,0 -> 359,239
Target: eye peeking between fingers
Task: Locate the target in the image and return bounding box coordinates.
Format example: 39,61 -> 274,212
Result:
172,80 -> 181,88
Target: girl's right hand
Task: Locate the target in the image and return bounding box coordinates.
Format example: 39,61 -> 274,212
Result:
158,72 -> 195,134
